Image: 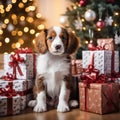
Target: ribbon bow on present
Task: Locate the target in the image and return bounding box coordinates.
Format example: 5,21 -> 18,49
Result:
0,83 -> 17,97
9,53 -> 25,79
1,73 -> 16,81
81,64 -> 107,88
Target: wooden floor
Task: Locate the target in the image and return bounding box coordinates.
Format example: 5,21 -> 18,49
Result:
1,108 -> 120,120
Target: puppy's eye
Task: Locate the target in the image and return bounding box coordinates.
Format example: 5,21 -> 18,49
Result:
48,36 -> 53,40
61,36 -> 66,40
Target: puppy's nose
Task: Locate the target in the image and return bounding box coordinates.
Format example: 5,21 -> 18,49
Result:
55,45 -> 61,50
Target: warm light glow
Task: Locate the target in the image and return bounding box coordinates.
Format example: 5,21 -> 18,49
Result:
16,42 -> 21,48
0,42 -> 2,47
32,39 -> 35,44
73,6 -> 77,9
30,29 -> 35,34
37,24 -> 45,30
17,31 -> 23,36
36,13 -> 42,18
2,24 -> 7,29
114,12 -> 119,16
97,28 -> 101,31
6,4 -> 12,12
114,23 -> 118,27
11,30 -> 17,36
18,2 -> 24,8
18,39 -> 24,44
11,14 -> 17,20
11,43 -> 16,49
20,16 -> 25,21
12,0 -> 17,3
22,0 -> 27,3
85,40 -> 88,44
35,33 -> 40,37
24,27 -> 29,32
29,6 -> 36,11
81,18 -> 85,22
5,37 -> 10,43
82,27 -> 86,30
4,19 -> 9,24
26,17 -> 34,23
0,29 -> 3,35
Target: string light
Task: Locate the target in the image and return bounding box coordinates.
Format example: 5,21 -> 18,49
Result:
0,29 -> 3,35
4,19 -> 9,24
11,30 -> 17,36
22,0 -> 28,3
18,38 -> 24,44
18,2 -> 24,8
17,31 -> 23,36
0,42 -> 2,47
32,39 -> 35,44
36,13 -> 42,18
30,29 -> 35,34
16,42 -> 21,48
24,27 -> 29,32
5,37 -> 10,43
26,17 -> 34,23
37,24 -> 45,30
12,0 -> 17,4
20,16 -> 25,21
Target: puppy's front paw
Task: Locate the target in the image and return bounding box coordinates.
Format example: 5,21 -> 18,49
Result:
33,103 -> 47,112
57,101 -> 70,112
28,100 -> 37,107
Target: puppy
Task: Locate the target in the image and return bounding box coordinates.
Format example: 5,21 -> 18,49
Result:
28,26 -> 79,112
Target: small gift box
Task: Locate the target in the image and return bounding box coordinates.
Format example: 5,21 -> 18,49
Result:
0,85 -> 21,116
82,50 -> 119,74
4,48 -> 36,80
97,38 -> 115,50
0,95 -> 21,116
79,82 -> 119,114
71,59 -> 82,75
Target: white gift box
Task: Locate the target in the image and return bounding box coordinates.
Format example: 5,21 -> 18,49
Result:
82,50 -> 119,74
0,95 -> 21,116
4,53 -> 35,80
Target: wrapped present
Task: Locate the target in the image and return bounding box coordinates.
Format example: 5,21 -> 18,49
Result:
71,59 -> 82,75
4,48 -> 36,80
79,82 -> 119,114
0,78 -> 33,110
0,95 -> 21,116
97,38 -> 115,50
82,50 -> 119,74
0,85 -> 21,116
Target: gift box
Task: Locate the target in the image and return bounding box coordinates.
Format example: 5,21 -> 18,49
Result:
97,38 -> 115,50
82,50 -> 119,74
71,59 -> 82,75
79,82 -> 119,114
4,53 -> 35,80
0,79 -> 33,110
0,95 -> 21,116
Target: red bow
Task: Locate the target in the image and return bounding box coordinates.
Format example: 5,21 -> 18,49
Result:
9,53 -> 24,79
0,84 -> 17,97
15,47 -> 33,53
1,73 -> 16,81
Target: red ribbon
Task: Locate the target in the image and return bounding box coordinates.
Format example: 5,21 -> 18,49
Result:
1,73 -> 16,81
0,83 -> 17,97
15,47 -> 33,53
9,53 -> 24,79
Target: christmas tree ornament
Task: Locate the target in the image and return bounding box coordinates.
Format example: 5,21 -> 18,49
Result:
74,12 -> 83,30
59,16 -> 68,26
114,31 -> 120,44
84,9 -> 96,21
79,0 -> 86,6
105,16 -> 113,26
96,19 -> 105,29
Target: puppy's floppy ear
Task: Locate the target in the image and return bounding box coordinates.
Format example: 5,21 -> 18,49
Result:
66,31 -> 79,54
35,29 -> 47,54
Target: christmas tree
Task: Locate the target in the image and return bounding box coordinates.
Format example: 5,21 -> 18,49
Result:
0,0 -> 45,53
62,0 -> 120,50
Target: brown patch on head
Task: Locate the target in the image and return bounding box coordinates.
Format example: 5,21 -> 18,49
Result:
34,30 -> 47,54
66,30 -> 79,54
46,29 -> 56,51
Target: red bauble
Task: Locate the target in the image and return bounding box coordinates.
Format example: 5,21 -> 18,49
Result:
79,0 -> 86,6
107,0 -> 114,3
96,19 -> 105,29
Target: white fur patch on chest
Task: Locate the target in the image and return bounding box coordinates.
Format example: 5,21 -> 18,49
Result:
36,52 -> 70,98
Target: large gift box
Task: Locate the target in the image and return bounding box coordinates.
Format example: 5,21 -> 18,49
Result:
0,79 -> 33,110
82,50 -> 119,74
0,95 -> 21,116
79,82 -> 119,114
4,53 -> 35,80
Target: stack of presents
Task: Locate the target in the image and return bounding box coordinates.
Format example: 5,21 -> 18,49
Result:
0,48 -> 35,116
72,38 -> 120,114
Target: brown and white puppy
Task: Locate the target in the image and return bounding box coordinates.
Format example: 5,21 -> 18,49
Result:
28,26 -> 79,112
